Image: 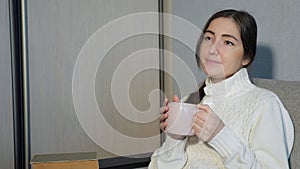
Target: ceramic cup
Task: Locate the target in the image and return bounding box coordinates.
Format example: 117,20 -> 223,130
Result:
165,102 -> 198,136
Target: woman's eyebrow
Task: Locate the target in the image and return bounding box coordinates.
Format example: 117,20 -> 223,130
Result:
204,30 -> 214,35
204,29 -> 239,42
222,34 -> 239,42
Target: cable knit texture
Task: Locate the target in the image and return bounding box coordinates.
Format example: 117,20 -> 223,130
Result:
149,68 -> 294,169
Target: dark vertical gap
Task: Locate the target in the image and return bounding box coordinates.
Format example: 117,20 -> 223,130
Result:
158,0 -> 165,105
158,0 -> 166,145
9,0 -> 25,168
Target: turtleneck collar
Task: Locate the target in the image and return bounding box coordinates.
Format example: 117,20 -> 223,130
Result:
204,68 -> 253,97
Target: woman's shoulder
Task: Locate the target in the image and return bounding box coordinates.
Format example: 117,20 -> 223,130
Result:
250,84 -> 278,98
226,79 -> 282,113
246,82 -> 284,108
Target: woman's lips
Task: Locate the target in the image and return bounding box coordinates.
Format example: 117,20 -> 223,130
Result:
205,58 -> 222,64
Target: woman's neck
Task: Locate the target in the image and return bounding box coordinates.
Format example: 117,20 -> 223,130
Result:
209,69 -> 243,83
210,77 -> 225,83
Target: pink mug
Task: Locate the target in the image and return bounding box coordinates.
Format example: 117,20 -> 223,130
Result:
165,102 -> 198,136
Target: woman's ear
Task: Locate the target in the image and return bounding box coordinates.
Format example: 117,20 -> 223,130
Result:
242,57 -> 251,67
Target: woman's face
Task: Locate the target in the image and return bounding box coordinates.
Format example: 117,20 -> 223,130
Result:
199,17 -> 250,83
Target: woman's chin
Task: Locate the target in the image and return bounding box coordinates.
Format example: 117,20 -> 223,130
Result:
207,69 -> 225,78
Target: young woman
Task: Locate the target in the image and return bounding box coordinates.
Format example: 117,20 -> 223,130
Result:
149,9 -> 294,169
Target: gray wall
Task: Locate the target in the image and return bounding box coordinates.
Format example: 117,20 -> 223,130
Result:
170,0 -> 300,82
0,0 -> 15,168
27,0 -> 160,160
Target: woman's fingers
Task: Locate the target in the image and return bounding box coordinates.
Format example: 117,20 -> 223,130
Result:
195,111 -> 208,123
160,98 -> 169,131
193,104 -> 225,142
159,95 -> 181,132
163,98 -> 169,106
160,121 -> 167,130
192,125 -> 201,138
173,95 -> 180,102
192,111 -> 206,135
160,105 -> 168,114
160,113 -> 168,122
197,104 -> 210,112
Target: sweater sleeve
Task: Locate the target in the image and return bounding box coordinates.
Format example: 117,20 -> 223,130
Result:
208,95 -> 294,169
148,135 -> 188,169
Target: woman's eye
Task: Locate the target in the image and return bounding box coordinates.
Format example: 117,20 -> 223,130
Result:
225,40 -> 234,46
204,36 -> 212,41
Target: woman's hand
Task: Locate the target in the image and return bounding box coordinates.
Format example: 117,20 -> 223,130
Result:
160,95 -> 185,140
159,98 -> 170,131
192,104 -> 225,142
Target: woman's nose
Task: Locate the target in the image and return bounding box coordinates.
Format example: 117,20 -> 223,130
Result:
208,42 -> 218,55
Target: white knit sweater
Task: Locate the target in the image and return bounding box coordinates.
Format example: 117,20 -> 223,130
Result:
149,68 -> 294,169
